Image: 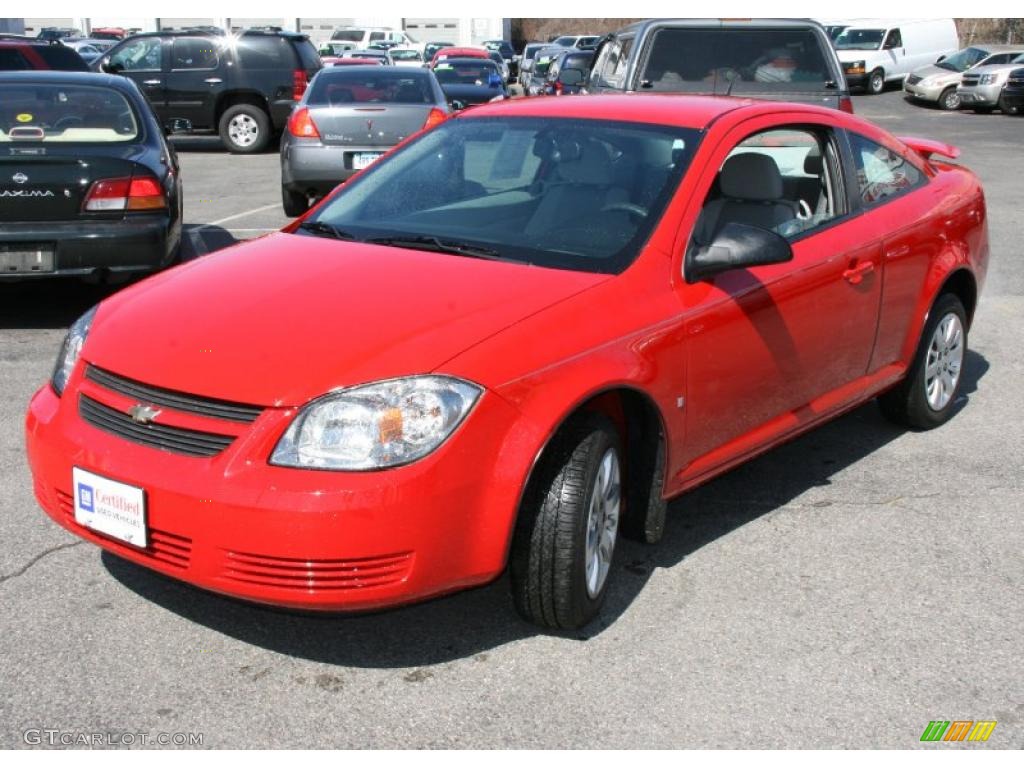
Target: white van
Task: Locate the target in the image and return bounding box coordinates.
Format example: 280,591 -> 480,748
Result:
834,18 -> 959,94
330,27 -> 424,53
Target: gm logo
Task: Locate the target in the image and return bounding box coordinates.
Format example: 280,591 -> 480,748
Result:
921,720 -> 997,742
77,482 -> 94,513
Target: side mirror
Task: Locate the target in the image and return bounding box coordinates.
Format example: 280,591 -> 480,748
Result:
164,118 -> 192,136
559,67 -> 584,86
450,99 -> 466,111
936,54 -> 946,63
686,222 -> 793,282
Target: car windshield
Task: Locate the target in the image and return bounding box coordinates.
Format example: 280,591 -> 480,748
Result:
552,36 -> 576,47
307,70 -> 434,104
390,49 -> 421,61
332,30 -> 363,42
936,47 -> 990,72
639,28 -> 834,91
433,60 -> 498,84
834,28 -> 886,50
307,117 -> 700,274
0,83 -> 138,142
523,44 -> 544,60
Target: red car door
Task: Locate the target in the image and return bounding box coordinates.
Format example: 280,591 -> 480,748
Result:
671,116 -> 883,487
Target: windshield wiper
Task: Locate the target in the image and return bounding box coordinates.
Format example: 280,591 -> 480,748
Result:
367,235 -> 509,261
297,221 -> 359,241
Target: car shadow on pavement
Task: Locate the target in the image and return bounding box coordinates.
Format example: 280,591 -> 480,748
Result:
102,350 -> 989,668
0,226 -> 243,330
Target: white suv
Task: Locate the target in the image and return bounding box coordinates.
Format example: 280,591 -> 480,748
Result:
330,28 -> 423,53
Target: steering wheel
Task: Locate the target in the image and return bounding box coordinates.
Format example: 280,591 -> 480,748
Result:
53,115 -> 84,131
601,202 -> 649,220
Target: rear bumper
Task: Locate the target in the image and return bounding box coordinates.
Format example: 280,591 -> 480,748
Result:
0,215 -> 178,280
281,142 -> 394,195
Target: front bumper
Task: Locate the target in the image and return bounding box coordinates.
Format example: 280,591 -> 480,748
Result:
281,142 -> 394,196
0,215 -> 178,280
1000,88 -> 1024,110
903,80 -> 946,102
957,84 -> 1002,107
25,369 -> 526,611
843,71 -> 869,89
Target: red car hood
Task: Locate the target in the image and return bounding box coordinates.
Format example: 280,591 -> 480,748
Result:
86,233 -> 606,406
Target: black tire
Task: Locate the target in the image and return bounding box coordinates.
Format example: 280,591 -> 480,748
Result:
510,413 -> 622,630
971,105 -> 995,114
218,104 -> 271,154
868,69 -> 886,95
281,186 -> 309,217
879,293 -> 968,430
998,94 -> 1017,114
938,86 -> 960,111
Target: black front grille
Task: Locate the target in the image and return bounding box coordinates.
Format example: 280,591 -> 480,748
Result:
961,75 -> 980,86
85,365 -> 263,424
79,394 -> 236,458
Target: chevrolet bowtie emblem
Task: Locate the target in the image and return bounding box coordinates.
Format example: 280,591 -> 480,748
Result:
128,404 -> 162,424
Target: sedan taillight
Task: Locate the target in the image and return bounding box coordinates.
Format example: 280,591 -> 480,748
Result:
82,176 -> 166,212
422,107 -> 447,131
287,106 -> 320,138
839,96 -> 854,114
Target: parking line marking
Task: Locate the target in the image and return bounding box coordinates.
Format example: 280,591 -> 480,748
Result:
194,203 -> 281,229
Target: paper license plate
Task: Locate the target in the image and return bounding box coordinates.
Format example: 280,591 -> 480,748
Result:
72,467 -> 147,548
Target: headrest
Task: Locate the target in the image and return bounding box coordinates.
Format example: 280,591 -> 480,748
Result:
534,135 -> 614,185
720,152 -> 783,201
804,145 -> 823,175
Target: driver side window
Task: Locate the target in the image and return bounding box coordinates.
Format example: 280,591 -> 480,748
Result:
692,126 -> 844,248
109,37 -> 163,72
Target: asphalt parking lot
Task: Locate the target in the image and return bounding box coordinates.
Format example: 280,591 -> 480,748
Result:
1,90 -> 1021,749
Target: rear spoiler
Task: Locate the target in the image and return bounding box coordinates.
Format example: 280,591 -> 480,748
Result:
898,136 -> 960,161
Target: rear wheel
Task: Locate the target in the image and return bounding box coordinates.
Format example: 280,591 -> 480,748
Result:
938,86 -> 960,111
998,94 -> 1017,114
281,186 -> 309,217
510,413 -> 622,630
219,104 -> 271,154
868,69 -> 886,95
879,293 -> 967,429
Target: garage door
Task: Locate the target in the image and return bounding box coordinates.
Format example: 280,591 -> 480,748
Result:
405,18 -> 462,45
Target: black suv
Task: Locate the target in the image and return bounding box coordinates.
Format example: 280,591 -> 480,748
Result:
94,29 -> 321,153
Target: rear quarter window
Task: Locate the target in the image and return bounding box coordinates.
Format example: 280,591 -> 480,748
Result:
235,36 -> 296,69
849,133 -> 924,206
37,46 -> 91,71
294,39 -> 321,71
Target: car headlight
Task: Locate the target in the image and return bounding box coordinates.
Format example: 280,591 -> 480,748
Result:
979,73 -> 1001,85
271,376 -> 482,470
51,306 -> 97,396
846,60 -> 866,74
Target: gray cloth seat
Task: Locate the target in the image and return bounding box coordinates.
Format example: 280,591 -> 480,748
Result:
524,137 -> 628,236
694,152 -> 800,244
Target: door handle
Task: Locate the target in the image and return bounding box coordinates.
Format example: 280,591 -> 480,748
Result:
842,261 -> 875,285
142,79 -> 161,86
204,77 -> 223,84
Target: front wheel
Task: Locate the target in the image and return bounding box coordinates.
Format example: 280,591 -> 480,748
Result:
219,104 -> 271,154
510,413 -> 622,630
879,293 -> 967,429
998,94 -> 1017,114
938,86 -> 960,111
868,69 -> 886,95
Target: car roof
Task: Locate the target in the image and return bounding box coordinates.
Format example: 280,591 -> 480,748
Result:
441,57 -> 498,66
455,93 -> 845,130
0,70 -> 134,89
614,17 -> 829,35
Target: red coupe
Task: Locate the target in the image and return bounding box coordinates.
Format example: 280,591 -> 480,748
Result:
26,95 -> 988,629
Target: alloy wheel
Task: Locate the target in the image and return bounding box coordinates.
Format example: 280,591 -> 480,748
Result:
924,312 -> 964,411
584,447 -> 621,598
228,114 -> 259,148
